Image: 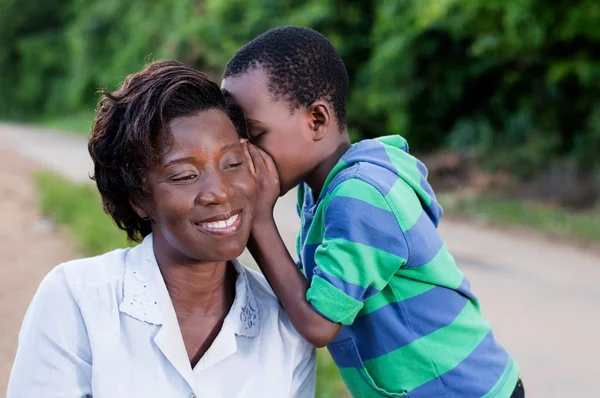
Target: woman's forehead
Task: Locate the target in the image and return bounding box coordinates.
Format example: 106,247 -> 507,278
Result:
164,110 -> 237,150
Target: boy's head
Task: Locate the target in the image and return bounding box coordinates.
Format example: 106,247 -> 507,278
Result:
222,26 -> 349,195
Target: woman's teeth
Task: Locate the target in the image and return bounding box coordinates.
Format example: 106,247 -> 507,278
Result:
200,213 -> 239,229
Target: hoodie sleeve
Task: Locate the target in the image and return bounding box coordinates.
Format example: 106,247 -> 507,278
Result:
306,178 -> 409,325
295,184 -> 305,271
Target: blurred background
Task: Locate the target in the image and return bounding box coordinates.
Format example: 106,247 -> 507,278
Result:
1,0 -> 599,397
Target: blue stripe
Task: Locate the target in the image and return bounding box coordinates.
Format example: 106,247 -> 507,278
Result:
301,183 -> 316,213
424,197 -> 444,228
456,276 -> 478,302
313,268 -> 380,302
327,338 -> 364,369
354,162 -> 399,197
347,284 -> 469,361
404,211 -> 444,267
402,140 -> 409,152
416,159 -> 428,179
409,331 -> 510,397
341,140 -> 399,196
301,243 -> 319,283
324,196 -> 408,260
420,176 -> 443,227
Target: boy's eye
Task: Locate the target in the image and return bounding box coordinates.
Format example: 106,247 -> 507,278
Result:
251,130 -> 267,140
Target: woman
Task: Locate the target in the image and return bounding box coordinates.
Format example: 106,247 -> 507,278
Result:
7,60 -> 315,397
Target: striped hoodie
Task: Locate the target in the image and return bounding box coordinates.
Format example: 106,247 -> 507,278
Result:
296,136 -> 519,397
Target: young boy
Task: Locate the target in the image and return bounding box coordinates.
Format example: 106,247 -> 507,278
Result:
222,26 -> 524,398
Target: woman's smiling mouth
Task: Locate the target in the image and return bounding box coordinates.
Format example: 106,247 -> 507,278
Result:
195,210 -> 243,235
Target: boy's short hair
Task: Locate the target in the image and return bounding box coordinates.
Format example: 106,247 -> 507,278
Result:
224,26 -> 349,126
89,60 -> 246,242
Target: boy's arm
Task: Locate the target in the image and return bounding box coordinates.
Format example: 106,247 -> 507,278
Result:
243,141 -> 340,347
248,223 -> 341,347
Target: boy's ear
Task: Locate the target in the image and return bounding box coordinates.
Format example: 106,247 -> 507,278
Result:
307,100 -> 331,142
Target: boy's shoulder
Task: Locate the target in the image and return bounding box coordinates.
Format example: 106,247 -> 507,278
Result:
324,137 -> 415,196
323,161 -> 407,210
325,136 -> 443,226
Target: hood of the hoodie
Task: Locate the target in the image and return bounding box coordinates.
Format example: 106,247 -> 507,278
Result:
322,135 -> 444,227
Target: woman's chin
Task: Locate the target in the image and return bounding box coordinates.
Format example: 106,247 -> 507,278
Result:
192,239 -> 248,263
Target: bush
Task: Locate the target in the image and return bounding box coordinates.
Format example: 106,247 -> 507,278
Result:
2,0 -> 600,175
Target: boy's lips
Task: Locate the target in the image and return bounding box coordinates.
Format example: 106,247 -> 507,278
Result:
195,210 -> 243,236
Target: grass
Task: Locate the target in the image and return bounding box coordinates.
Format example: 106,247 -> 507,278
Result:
37,110 -> 96,136
316,350 -> 350,397
34,170 -> 131,255
440,193 -> 600,245
34,170 -> 348,396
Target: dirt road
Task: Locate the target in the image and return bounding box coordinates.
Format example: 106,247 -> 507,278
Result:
0,148 -> 76,394
1,122 -> 599,397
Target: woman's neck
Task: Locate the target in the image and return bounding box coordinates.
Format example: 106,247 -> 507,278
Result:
155,249 -> 237,317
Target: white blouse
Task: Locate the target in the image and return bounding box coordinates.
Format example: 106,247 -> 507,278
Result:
7,235 -> 316,397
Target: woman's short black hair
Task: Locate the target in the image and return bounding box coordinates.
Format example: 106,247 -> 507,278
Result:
89,60 -> 247,242
223,26 -> 349,126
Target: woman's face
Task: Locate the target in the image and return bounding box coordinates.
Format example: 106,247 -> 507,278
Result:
145,108 -> 255,264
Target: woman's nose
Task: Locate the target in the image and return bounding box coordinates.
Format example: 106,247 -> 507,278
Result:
195,172 -> 232,206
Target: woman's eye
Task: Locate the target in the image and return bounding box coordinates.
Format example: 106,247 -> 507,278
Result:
171,174 -> 197,182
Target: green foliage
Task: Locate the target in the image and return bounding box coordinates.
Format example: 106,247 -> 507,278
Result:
39,110 -> 96,136
3,0 -> 600,175
316,349 -> 349,397
366,0 -> 600,175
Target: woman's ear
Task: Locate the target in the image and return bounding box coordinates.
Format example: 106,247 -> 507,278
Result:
308,100 -> 331,142
129,198 -> 151,221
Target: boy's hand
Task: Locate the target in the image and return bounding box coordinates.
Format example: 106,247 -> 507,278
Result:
242,138 -> 342,348
241,139 -> 280,225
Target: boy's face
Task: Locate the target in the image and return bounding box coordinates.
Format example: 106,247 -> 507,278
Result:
222,68 -> 318,195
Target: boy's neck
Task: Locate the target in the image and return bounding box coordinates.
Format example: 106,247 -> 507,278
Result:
305,136 -> 351,198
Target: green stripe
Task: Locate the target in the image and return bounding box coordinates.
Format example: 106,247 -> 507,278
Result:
376,134 -> 409,150
332,178 -> 390,211
362,245 -> 464,314
385,178 -> 423,231
315,240 -> 406,291
319,158 -> 349,203
295,228 -> 302,266
296,183 -> 305,212
383,143 -> 433,208
363,302 -> 492,392
338,367 -> 405,398
399,244 -> 465,290
303,207 -> 326,245
307,275 -> 362,325
362,280 -> 435,316
306,176 -> 400,245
